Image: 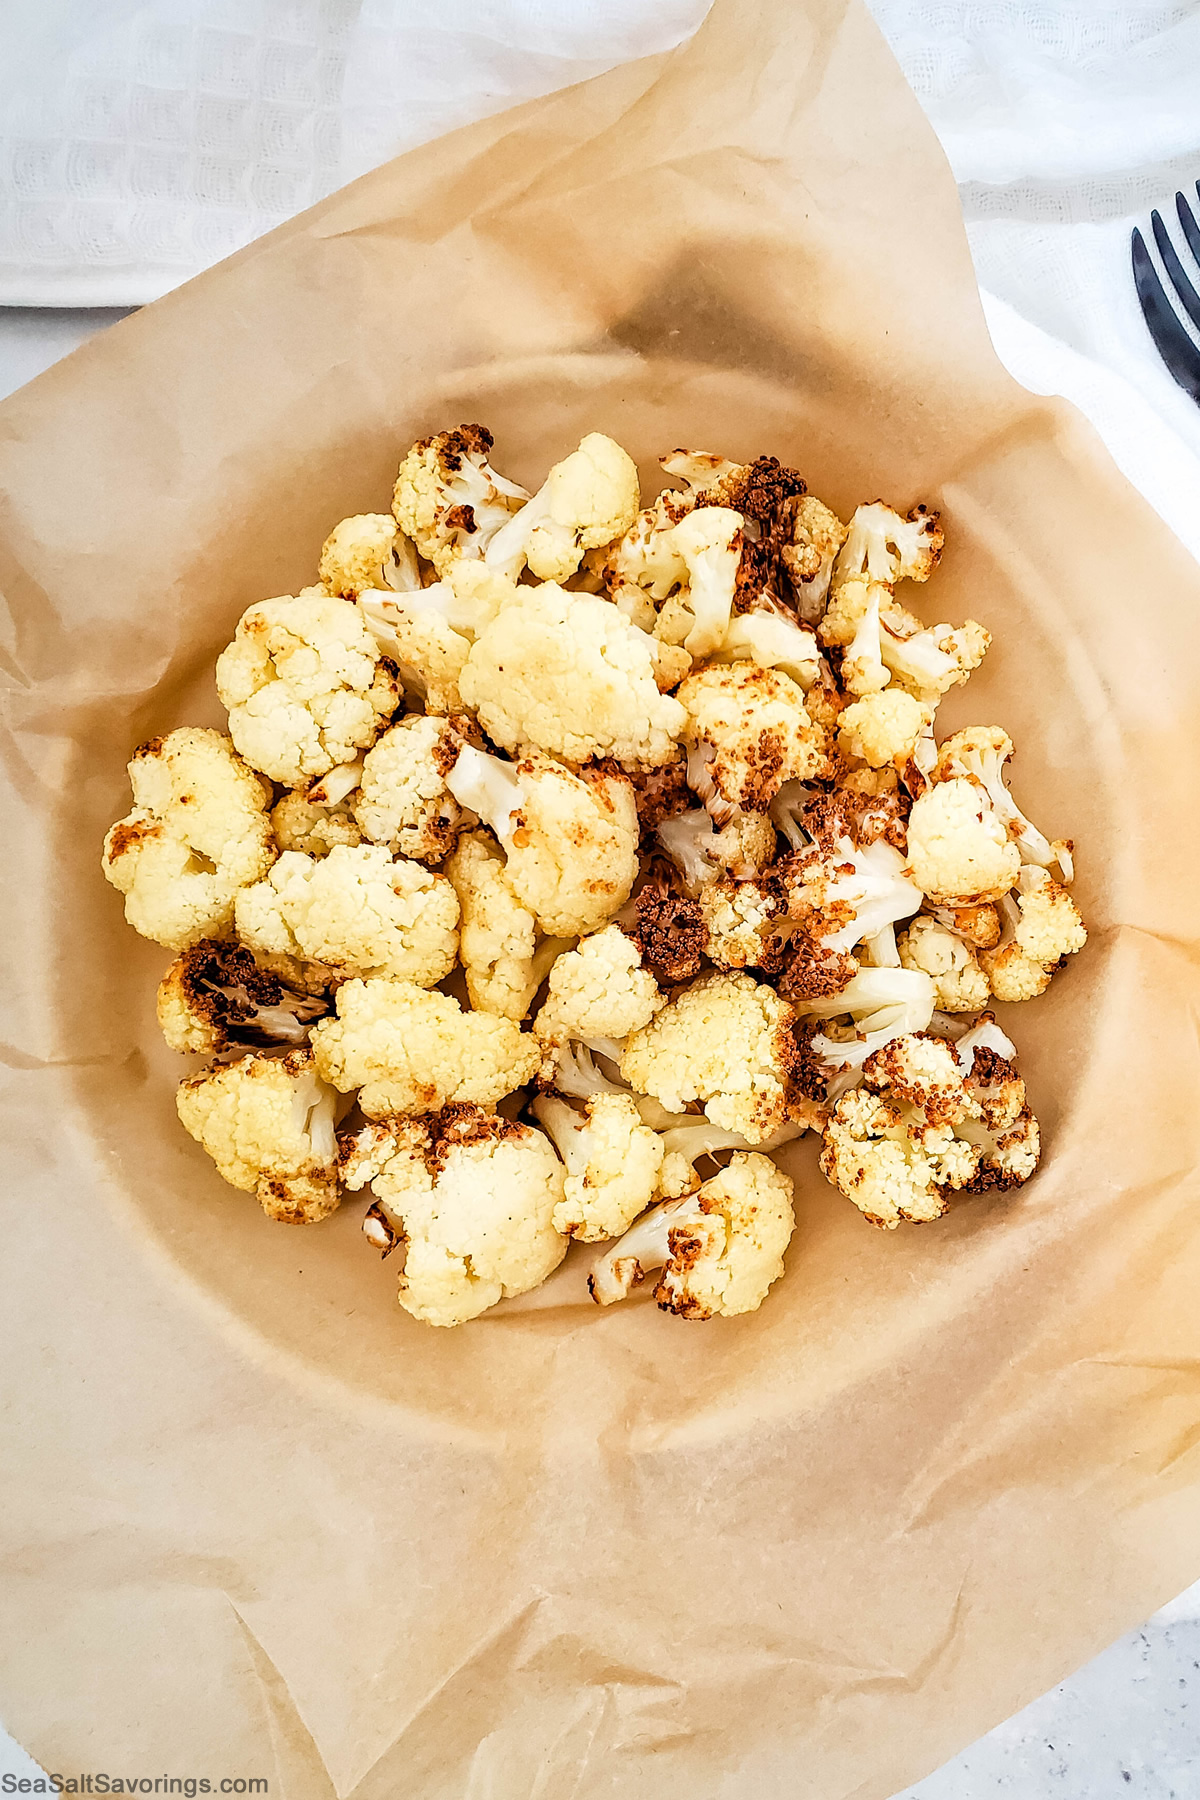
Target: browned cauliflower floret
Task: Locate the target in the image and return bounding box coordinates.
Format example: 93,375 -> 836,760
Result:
678,663 -> 828,820
157,940 -> 329,1054
897,915 -> 990,1013
353,713 -> 474,863
175,1048 -> 342,1223
978,868 -> 1087,1001
392,424 -> 529,575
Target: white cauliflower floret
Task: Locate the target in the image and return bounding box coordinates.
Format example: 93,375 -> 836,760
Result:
978,870 -> 1087,1002
534,924 -> 662,1043
588,1154 -> 795,1317
655,1118 -> 808,1198
655,806 -> 777,894
445,745 -> 638,937
621,970 -> 810,1144
342,1106 -> 567,1326
659,506 -> 744,658
714,611 -> 823,687
392,423 -> 529,575
791,966 -> 936,1091
354,588 -> 469,714
271,788 -> 363,857
353,713 -> 472,863
879,615 -> 990,700
446,831 -> 559,1021
897,915 -> 990,1013
782,835 -> 923,957
838,689 -> 928,769
156,939 -> 329,1055
698,876 -> 784,970
605,491 -> 691,607
819,1030 -> 1040,1226
840,582 -> 891,696
318,513 -> 412,598
905,777 -> 1021,904
102,727 -> 275,949
486,433 -> 640,582
312,978 -> 538,1118
175,1048 -> 341,1223
532,1093 -> 666,1242
833,502 -> 944,590
780,494 -> 848,623
678,662 -> 827,820
215,592 -> 400,785
935,726 -> 1075,881
459,584 -> 686,766
235,843 -> 459,987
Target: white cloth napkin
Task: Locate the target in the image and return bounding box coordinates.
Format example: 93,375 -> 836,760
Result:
2,0 -> 1199,563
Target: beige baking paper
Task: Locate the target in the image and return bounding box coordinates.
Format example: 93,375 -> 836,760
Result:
3,0 -> 1200,1793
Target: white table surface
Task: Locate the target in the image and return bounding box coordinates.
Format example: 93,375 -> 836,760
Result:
2,307 -> 1198,1798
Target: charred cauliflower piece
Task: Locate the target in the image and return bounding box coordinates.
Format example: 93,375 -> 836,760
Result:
157,940 -> 329,1053
342,1106 -> 567,1326
678,662 -> 828,821
102,727 -> 275,949
353,712 -> 473,863
589,1153 -> 795,1318
392,424 -> 529,575
176,1048 -> 342,1223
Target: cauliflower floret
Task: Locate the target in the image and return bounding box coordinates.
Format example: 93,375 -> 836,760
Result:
978,936 -> 1052,1003
905,777 -> 1021,904
352,713 -> 472,863
621,970 -> 810,1144
929,901 -> 1002,949
655,807 -> 777,895
342,1106 -> 567,1326
698,876 -> 784,970
833,501 -> 944,590
215,592 -> 401,785
779,834 -> 924,957
935,726 -> 1075,881
840,582 -> 891,696
319,513 -> 412,598
1012,865 -> 1087,962
678,663 -> 827,820
446,831 -> 553,1021
605,492 -> 691,606
156,940 -> 329,1054
102,727 -> 275,949
486,433 -> 640,582
955,1045 -> 1042,1188
534,924 -> 663,1043
897,915 -> 990,1013
714,611 -> 823,687
660,507 -> 744,658
780,494 -> 848,624
458,584 -> 686,767
392,424 -> 529,575
880,615 -> 990,700
312,978 -> 538,1118
819,1086 -> 955,1227
271,789 -> 363,857
790,966 -> 936,1091
588,1153 -> 795,1317
532,1092 -> 666,1241
838,689 -> 928,769
235,843 -> 458,987
445,745 -> 638,937
175,1048 -> 341,1223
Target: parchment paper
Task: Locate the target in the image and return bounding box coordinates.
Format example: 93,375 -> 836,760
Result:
3,0 -> 1200,1794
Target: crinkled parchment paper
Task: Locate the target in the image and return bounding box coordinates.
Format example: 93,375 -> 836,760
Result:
3,0 -> 1200,1793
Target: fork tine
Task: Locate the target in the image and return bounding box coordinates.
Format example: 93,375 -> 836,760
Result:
1132,226 -> 1200,401
1177,190 -> 1200,272
1150,208 -> 1200,334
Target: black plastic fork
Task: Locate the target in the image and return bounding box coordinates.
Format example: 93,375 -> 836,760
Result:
1132,185 -> 1200,403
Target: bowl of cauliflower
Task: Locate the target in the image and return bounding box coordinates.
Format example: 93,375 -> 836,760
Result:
102,416 -> 1086,1334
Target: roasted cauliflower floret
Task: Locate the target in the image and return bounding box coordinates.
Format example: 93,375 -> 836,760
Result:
621,879 -> 708,984
897,915 -> 990,1013
235,843 -> 459,987
175,1048 -> 341,1223
838,688 -> 929,769
156,940 -> 329,1054
534,924 -> 663,1044
486,432 -> 640,582
678,662 -> 827,820
445,831 -> 559,1021
936,726 -> 1075,882
715,610 -> 823,687
459,584 -> 686,767
656,806 -> 778,895
698,876 -> 784,970
834,502 -> 944,590
353,713 -> 472,863
102,727 -> 275,949
532,1092 -> 666,1242
978,869 -> 1087,1002
819,1086 -> 956,1228
905,777 -> 1021,904
658,506 -> 744,658
879,614 -> 990,701
392,424 -> 529,575
589,1153 -> 795,1317
270,789 -> 363,857
215,591 -> 400,785
342,1106 -> 567,1326
318,513 -> 410,598
780,494 -> 848,622
621,970 -> 811,1144
445,744 -> 639,938
311,977 -> 538,1118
